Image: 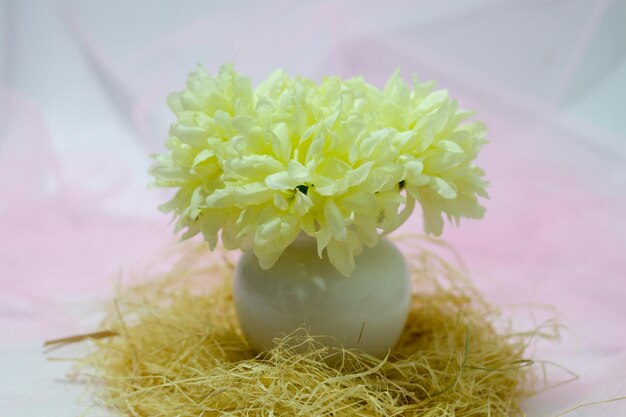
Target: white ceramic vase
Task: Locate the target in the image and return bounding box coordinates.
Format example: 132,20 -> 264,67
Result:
233,235 -> 411,358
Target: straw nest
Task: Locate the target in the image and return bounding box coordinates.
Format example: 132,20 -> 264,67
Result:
56,236 -> 544,416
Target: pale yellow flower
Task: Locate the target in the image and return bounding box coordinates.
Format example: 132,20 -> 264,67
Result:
151,64 -> 488,276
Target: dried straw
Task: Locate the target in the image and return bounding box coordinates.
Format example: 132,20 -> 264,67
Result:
62,237 -> 543,416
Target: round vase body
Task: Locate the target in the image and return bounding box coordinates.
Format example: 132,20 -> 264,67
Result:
233,236 -> 411,358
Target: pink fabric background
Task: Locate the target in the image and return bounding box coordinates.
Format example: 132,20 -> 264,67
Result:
1,0 -> 625,415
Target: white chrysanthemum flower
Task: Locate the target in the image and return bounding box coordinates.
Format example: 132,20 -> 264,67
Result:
151,64 -> 488,276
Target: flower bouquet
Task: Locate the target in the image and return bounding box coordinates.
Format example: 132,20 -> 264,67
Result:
151,64 -> 488,355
